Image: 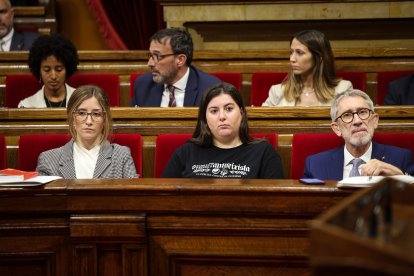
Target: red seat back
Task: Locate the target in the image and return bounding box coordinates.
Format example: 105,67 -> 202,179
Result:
290,133 -> 344,179
5,74 -> 120,107
251,72 -> 366,107
130,73 -> 143,99
0,135 -> 6,169
5,74 -> 42,108
337,72 -> 366,91
108,134 -> 143,176
18,134 -> 142,175
250,72 -> 288,106
154,133 -> 278,178
377,71 -> 414,105
67,74 -> 120,106
211,72 -> 242,91
18,134 -> 72,171
154,134 -> 192,178
373,133 -> 414,160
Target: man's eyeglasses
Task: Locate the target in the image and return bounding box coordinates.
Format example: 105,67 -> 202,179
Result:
0,9 -> 11,15
335,108 -> 373,123
148,53 -> 176,63
73,110 -> 105,122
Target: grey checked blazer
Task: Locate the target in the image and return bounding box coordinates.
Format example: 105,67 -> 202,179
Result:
36,139 -> 138,179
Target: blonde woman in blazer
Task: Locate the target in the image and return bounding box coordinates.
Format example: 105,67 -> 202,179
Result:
36,85 -> 138,179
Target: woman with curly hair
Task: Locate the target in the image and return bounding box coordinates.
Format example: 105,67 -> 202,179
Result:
262,29 -> 353,106
18,34 -> 79,108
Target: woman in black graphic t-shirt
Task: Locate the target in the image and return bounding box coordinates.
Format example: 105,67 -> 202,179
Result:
162,82 -> 284,179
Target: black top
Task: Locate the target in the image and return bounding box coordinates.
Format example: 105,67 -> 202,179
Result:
162,141 -> 284,179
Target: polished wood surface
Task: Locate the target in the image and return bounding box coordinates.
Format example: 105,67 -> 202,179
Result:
311,178 -> 414,275
0,178 -> 352,275
1,106 -> 414,178
13,0 -> 56,35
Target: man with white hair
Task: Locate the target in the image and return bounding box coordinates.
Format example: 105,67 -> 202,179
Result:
0,0 -> 39,51
304,89 -> 413,180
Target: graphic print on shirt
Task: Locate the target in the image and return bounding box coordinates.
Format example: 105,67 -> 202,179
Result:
191,162 -> 251,178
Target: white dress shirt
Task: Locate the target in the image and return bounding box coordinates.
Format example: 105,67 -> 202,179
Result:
160,67 -> 189,107
343,142 -> 373,179
0,28 -> 13,51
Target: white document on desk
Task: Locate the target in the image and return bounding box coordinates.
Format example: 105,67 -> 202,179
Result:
337,175 -> 414,188
0,176 -> 62,187
337,176 -> 384,188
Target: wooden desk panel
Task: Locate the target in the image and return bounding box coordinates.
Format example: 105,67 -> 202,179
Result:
0,178 -> 352,276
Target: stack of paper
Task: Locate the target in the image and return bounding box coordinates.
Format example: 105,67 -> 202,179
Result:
337,175 -> 414,189
337,176 -> 385,188
0,174 -> 24,183
0,168 -> 62,187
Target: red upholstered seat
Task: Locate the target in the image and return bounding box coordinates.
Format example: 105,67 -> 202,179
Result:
154,133 -> 278,178
5,74 -> 42,108
376,71 -> 414,105
250,72 -> 288,107
0,135 -> 6,169
154,134 -> 192,178
18,134 -> 72,171
373,133 -> 414,160
67,74 -> 120,106
337,72 -> 366,91
18,134 -> 142,175
251,133 -> 278,150
5,73 -> 120,107
290,132 -> 414,179
290,133 -> 344,179
130,73 -> 143,99
109,134 -> 143,176
211,72 -> 242,91
250,72 -> 366,107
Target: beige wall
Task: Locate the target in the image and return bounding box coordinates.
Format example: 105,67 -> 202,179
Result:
164,1 -> 414,50
56,0 -> 109,50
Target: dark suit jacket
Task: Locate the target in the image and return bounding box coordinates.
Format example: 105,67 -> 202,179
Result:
303,142 -> 413,180
407,163 -> 414,176
10,31 -> 39,51
384,74 -> 414,105
130,65 -> 221,107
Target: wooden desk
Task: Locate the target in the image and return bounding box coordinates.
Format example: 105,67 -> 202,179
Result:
311,178 -> 414,275
0,178 -> 352,276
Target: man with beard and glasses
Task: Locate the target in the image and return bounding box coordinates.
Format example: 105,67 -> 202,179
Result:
303,89 -> 413,180
130,28 -> 220,107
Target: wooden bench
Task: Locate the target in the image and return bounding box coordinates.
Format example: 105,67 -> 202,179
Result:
1,48 -> 414,107
1,106 -> 413,178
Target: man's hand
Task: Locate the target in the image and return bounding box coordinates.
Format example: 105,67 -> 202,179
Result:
360,159 -> 403,176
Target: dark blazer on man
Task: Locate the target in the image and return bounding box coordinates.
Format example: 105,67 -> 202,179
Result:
384,74 -> 414,105
303,142 -> 413,180
130,65 -> 221,107
10,31 -> 39,51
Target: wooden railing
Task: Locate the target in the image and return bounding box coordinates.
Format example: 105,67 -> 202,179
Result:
1,106 -> 413,178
